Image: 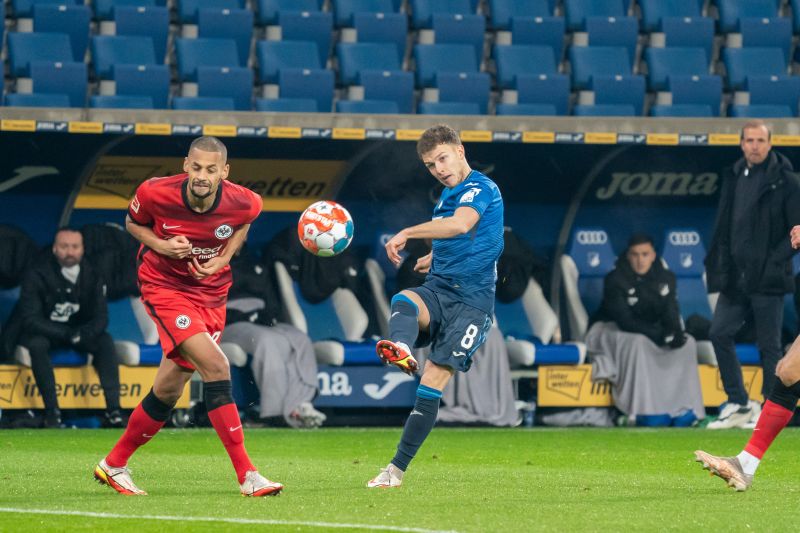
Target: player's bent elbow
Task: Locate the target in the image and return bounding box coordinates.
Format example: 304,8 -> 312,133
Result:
776,362 -> 800,387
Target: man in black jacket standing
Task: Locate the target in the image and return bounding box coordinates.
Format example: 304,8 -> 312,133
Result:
705,120 -> 800,429
17,228 -> 122,428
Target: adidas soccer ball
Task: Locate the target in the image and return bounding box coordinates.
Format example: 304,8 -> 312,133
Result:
298,200 -> 354,257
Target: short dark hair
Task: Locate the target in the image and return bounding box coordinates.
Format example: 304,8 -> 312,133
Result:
741,119 -> 771,141
189,136 -> 228,162
55,226 -> 81,238
416,124 -> 462,158
627,233 -> 655,250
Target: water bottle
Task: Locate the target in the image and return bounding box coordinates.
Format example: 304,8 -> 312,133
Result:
522,402 -> 536,427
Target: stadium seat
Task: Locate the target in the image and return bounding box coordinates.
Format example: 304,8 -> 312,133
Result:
30,61 -> 87,107
256,40 -> 320,84
106,297 -> 161,366
175,37 -> 241,81
586,16 -> 638,68
568,46 -> 630,91
256,0 -> 319,26
414,43 -> 478,87
177,0 -> 241,24
592,74 -> 645,116
489,0 -> 550,30
5,92 -> 71,107
90,95 -> 154,108
360,70 -> 415,114
336,99 -> 400,113
748,75 -> 800,116
573,104 -> 636,116
197,66 -> 254,111
722,47 -> 786,91
515,73 -> 570,116
494,44 -> 557,90
255,97 -> 318,112
32,4 -> 91,62
563,0 -> 625,31
662,17 -> 714,63
172,96 -> 237,110
114,6 -> 170,63
332,0 -> 394,28
729,104 -> 793,118
639,0 -> 701,32
495,103 -> 557,116
649,104 -> 713,117
94,0 -> 156,20
198,8 -> 254,67
418,101 -> 481,114
8,32 -> 73,77
510,16 -> 566,62
279,10 -> 334,67
436,71 -> 490,114
717,0 -> 777,33
336,43 -> 400,85
740,17 -> 792,63
643,47 -> 708,91
669,74 -> 722,116
353,12 -> 408,63
410,0 -> 472,29
91,35 -> 158,79
113,64 -> 171,109
11,0 -> 80,18
279,68 -> 334,112
432,13 -> 485,65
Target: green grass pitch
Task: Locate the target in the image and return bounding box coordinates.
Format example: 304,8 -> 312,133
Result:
1,427 -> 799,532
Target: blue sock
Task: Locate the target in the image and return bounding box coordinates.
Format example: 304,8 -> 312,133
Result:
391,385 -> 442,471
389,294 -> 419,348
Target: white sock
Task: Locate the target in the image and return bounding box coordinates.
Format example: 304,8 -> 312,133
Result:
736,451 -> 760,476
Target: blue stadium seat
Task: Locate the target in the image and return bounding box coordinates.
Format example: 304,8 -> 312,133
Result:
722,47 -> 786,91
256,97 -> 318,112
432,13 -> 485,65
30,61 -> 86,107
592,74 -> 645,116
748,75 -> 800,116
717,0 -> 777,33
33,4 -> 91,62
489,0 -> 550,30
114,6 -> 170,63
563,0 -> 625,31
360,69 -> 414,113
662,17 -> 714,62
660,229 -> 713,320
411,0 -> 472,29
256,0 -> 319,26
11,0 -> 80,18
172,96 -> 236,110
729,104 -> 793,118
198,8 -> 254,67
177,0 -> 241,24
90,95 -> 154,108
8,32 -> 73,77
279,68 -> 334,112
92,35 -> 157,79
639,0 -> 701,32
494,44 -> 557,89
332,0 -> 394,28
197,66 -> 254,111
5,92 -> 71,107
175,37 -> 241,81
436,71 -> 490,114
418,101 -> 481,114
495,103 -> 557,115
515,73 -> 570,115
414,43 -> 478,87
95,0 -> 156,20
669,74 -> 722,116
354,12 -> 408,62
740,17 -> 792,63
105,297 -> 162,366
643,47 -> 708,91
336,42 -> 400,85
649,104 -> 713,117
568,46 -> 630,90
573,104 -> 636,116
279,10 -> 334,67
586,16 -> 638,68
510,16 -> 566,62
336,99 -> 400,113
257,40 -> 320,84
114,64 -> 170,109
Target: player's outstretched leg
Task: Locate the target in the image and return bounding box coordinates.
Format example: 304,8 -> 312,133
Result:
376,294 -> 423,375
376,340 -> 418,375
94,458 -> 147,495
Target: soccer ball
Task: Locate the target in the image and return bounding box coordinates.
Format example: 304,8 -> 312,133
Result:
297,200 -> 354,257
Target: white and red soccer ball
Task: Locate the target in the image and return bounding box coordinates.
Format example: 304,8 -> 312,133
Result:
297,200 -> 354,257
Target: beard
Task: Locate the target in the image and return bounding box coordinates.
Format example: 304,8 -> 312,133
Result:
190,182 -> 214,199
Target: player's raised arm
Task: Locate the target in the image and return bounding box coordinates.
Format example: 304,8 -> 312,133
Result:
125,214 -> 193,259
385,207 -> 479,265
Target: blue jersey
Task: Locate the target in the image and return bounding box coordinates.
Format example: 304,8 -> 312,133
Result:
427,169 -> 504,314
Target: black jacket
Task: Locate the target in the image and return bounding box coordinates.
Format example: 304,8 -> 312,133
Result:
705,150 -> 800,295
594,256 -> 683,346
226,246 -> 282,326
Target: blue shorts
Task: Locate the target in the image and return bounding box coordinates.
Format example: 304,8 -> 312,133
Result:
408,281 -> 493,373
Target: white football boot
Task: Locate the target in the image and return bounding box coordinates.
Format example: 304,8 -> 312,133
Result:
240,470 -> 283,497
94,458 -> 147,495
367,463 -> 404,488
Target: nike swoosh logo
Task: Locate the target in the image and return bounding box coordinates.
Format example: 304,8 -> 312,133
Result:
142,433 -> 154,438
391,312 -> 400,318
162,223 -> 182,230
229,425 -> 242,432
410,410 -> 423,416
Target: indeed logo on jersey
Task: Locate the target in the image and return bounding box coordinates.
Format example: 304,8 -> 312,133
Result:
192,245 -> 223,260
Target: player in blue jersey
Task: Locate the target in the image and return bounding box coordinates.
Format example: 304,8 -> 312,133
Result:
368,124 -> 504,488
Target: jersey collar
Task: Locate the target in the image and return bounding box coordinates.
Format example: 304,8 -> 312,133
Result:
181,177 -> 224,214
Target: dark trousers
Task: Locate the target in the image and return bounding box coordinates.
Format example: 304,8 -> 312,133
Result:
709,292 -> 783,405
21,331 -> 121,412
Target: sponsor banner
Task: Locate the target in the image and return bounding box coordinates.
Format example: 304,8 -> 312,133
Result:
523,131 -> 555,143
555,132 -> 584,143
68,121 -> 104,134
135,123 -> 171,135
35,121 -> 68,132
678,134 -> 709,145
593,172 -> 719,201
537,365 -> 613,407
492,131 -> 522,142
313,366 -> 418,408
365,129 -> 396,140
646,133 -> 679,145
708,133 -> 740,146
300,128 -> 332,138
585,132 -> 617,144
698,365 -> 763,406
268,126 -> 302,138
617,133 -> 646,144
460,130 -> 492,142
203,125 -> 237,137
172,124 -> 203,136
103,123 -> 135,134
0,365 -> 190,409
1,119 -> 36,132
396,129 -> 424,141
772,135 -> 800,146
333,128 -> 366,140
236,126 -> 268,137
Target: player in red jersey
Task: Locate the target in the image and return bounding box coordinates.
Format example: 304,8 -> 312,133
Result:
93,136 -> 283,497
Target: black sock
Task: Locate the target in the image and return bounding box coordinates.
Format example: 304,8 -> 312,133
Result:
389,294 -> 420,348
391,385 -> 442,471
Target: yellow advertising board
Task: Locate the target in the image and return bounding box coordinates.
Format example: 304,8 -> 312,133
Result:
697,364 -> 763,406
537,365 -> 613,407
0,365 -> 190,409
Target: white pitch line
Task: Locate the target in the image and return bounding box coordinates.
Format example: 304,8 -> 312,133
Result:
0,507 -> 460,533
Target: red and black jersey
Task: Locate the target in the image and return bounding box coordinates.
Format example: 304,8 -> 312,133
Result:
128,173 -> 262,308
